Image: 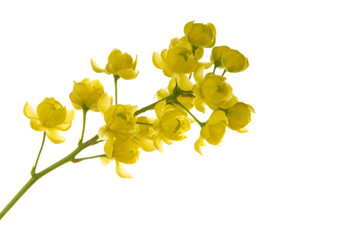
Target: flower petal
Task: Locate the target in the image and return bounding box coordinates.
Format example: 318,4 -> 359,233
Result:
23,102 -> 38,119
65,109 -> 75,124
46,128 -> 65,144
117,68 -> 139,80
98,93 -> 113,114
154,101 -> 166,119
176,73 -> 193,91
153,133 -> 164,153
115,161 -> 132,178
100,157 -> 113,166
90,59 -> 105,73
152,52 -> 166,69
104,138 -> 115,158
194,66 -> 205,83
194,137 -> 206,155
30,119 -> 46,131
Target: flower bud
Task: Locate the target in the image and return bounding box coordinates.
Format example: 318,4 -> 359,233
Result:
222,49 -> 249,73
210,46 -> 230,68
227,102 -> 255,132
184,21 -> 216,48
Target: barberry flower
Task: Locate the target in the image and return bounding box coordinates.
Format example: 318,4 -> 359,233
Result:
24,98 -> 75,144
91,49 -> 138,79
195,110 -> 227,154
102,137 -> 140,178
69,78 -> 104,112
153,101 -> 192,152
226,102 -> 255,132
193,67 -> 237,112
152,37 -> 201,91
184,21 -> 216,48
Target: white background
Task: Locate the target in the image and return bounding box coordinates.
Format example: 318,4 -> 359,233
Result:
0,0 -> 359,239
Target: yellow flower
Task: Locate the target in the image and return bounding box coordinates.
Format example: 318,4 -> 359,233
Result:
102,137 -> 140,178
211,46 -> 249,73
24,98 -> 75,144
69,78 -> 104,112
91,49 -> 138,80
97,93 -> 138,141
210,46 -> 230,68
184,21 -> 216,48
227,102 -> 255,132
153,101 -> 192,152
222,48 -> 249,73
193,68 -> 237,112
195,110 -> 227,155
152,37 -> 202,91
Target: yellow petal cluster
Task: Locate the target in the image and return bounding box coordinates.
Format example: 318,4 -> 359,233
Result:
98,93 -> 157,178
153,101 -> 192,152
152,37 -> 200,91
195,110 -> 227,154
227,102 -> 255,132
184,21 -> 216,48
91,49 -> 138,79
24,98 -> 75,144
193,69 -> 237,112
69,78 -> 104,112
98,103 -> 138,141
211,46 -> 249,73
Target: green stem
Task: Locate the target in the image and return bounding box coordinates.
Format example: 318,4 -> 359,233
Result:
72,154 -> 107,163
114,75 -> 120,104
213,65 -> 217,73
134,94 -> 176,116
31,132 -> 46,176
175,100 -> 205,127
78,107 -> 89,145
0,134 -> 99,221
221,70 -> 227,77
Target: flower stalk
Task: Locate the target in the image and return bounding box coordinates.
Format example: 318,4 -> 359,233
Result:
31,132 -> 46,176
0,135 -> 99,221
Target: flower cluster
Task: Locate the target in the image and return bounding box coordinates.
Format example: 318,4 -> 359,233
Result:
23,21 -> 254,179
153,21 -> 255,154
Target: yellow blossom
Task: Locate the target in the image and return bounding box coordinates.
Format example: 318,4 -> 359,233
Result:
152,37 -> 203,91
69,78 -> 104,112
193,68 -> 237,112
222,48 -> 249,73
195,110 -> 227,154
91,49 -> 138,79
211,46 -> 249,73
101,137 -> 140,178
97,93 -> 138,140
153,101 -> 192,152
184,21 -> 216,48
227,102 -> 255,132
210,46 -> 230,68
23,98 -> 75,144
